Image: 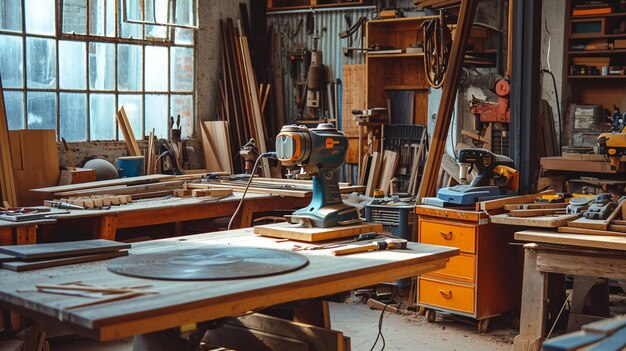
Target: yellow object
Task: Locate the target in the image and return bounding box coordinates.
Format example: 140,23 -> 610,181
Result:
418,278 -> 475,314
179,323 -> 197,333
493,165 -> 519,191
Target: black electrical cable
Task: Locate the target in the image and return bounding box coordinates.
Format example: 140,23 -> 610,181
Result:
540,69 -> 562,151
369,302 -> 390,351
227,152 -> 276,230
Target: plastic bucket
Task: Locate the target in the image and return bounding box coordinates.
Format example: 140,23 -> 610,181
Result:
117,156 -> 144,178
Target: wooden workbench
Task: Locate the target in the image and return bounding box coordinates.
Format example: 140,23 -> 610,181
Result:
0,219 -> 56,245
0,228 -> 458,343
513,230 -> 626,351
39,193 -> 311,242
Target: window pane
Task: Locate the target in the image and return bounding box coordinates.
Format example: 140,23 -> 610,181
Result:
118,94 -> 143,138
145,0 -> 169,39
26,37 -> 56,88
62,0 -> 87,34
89,42 -> 115,90
170,47 -> 193,92
59,41 -> 86,89
0,35 -> 23,88
0,0 -> 22,32
145,94 -> 167,139
175,28 -> 193,45
4,91 -> 24,130
174,0 -> 194,27
89,0 -> 115,37
118,44 -> 143,91
90,93 -> 115,140
170,94 -> 192,139
60,93 -> 86,141
27,92 -> 56,129
120,0 -> 143,39
24,0 -> 55,35
145,46 -> 168,91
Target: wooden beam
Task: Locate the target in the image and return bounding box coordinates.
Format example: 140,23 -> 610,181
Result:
0,77 -> 17,207
417,0 -> 479,202
116,106 -> 141,156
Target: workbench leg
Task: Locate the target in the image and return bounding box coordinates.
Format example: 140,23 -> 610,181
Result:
293,300 -> 331,329
513,247 -> 548,351
236,202 -> 255,229
93,215 -> 118,241
15,225 -> 37,245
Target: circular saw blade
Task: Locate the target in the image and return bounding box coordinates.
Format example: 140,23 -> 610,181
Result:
107,246 -> 309,281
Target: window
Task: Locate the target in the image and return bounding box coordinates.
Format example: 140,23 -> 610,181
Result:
0,0 -> 195,141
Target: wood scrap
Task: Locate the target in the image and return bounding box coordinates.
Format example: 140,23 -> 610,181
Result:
504,203 -> 568,210
191,188 -> 233,197
0,79 -> 17,207
365,152 -> 382,196
2,251 -> 128,272
146,129 -> 155,175
52,195 -> 132,209
61,138 -> 76,171
477,190 -> 555,211
490,213 -> 580,228
173,189 -> 193,198
115,106 -> 141,156
609,224 -> 626,233
379,150 -> 399,196
509,208 -> 566,217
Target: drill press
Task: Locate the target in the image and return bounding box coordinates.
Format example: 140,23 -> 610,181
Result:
275,124 -> 361,228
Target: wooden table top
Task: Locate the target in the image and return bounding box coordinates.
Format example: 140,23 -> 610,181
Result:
0,229 -> 458,341
515,229 -> 626,251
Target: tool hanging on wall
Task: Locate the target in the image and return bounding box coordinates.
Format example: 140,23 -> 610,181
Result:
305,36 -> 324,119
289,48 -> 310,118
422,11 -> 453,88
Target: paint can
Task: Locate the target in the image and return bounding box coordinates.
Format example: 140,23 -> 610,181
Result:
117,156 -> 144,178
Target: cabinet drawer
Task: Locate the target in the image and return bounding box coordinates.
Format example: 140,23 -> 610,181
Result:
419,220 -> 477,253
425,253 -> 476,282
418,278 -> 475,314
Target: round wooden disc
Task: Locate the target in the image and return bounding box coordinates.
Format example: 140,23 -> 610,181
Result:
107,246 -> 309,281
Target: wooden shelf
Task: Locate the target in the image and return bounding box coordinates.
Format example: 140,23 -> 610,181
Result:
568,75 -> 626,79
383,85 -> 429,90
571,32 -> 626,40
367,53 -> 424,58
267,0 -> 368,11
569,49 -> 626,55
570,12 -> 626,20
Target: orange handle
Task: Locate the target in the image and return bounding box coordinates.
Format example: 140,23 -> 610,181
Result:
331,243 -> 378,256
439,290 -> 452,299
440,231 -> 453,240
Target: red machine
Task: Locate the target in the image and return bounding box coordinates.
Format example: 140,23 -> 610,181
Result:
470,79 -> 511,135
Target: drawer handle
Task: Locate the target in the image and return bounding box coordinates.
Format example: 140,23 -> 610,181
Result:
440,231 -> 453,240
439,290 -> 452,299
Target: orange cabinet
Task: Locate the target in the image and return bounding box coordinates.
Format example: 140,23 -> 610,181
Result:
416,205 -> 523,330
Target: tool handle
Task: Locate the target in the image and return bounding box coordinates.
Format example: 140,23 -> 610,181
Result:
331,242 -> 379,256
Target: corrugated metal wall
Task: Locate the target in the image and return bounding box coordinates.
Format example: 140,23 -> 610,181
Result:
267,6 -> 374,124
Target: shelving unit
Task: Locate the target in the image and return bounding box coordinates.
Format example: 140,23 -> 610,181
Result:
267,0 -> 369,11
565,1 -> 626,111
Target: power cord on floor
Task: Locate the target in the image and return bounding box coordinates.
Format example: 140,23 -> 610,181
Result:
227,153 -> 276,230
369,302 -> 390,351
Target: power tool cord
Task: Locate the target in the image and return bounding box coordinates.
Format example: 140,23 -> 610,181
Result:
369,302 -> 390,351
227,153 -> 275,231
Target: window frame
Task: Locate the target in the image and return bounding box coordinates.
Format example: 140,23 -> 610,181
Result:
0,0 -> 196,141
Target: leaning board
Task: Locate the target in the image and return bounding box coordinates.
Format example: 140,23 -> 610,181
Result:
253,222 -> 384,242
489,213 -> 580,228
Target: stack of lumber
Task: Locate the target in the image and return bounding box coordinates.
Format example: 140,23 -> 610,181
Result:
559,198 -> 626,236
216,18 -> 271,177
541,315 -> 626,351
0,239 -> 129,272
51,195 -> 132,209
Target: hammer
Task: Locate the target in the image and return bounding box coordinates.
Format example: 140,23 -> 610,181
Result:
331,239 -> 408,256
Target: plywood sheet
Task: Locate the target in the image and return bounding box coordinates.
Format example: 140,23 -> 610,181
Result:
31,174 -> 173,194
253,222 -> 384,242
341,64 -> 366,137
0,239 -> 130,260
515,230 -> 626,251
2,251 -> 128,272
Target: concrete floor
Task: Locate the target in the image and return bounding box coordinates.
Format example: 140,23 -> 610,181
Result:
49,301 -> 514,351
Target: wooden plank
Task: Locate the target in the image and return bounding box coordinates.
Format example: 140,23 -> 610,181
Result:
341,64 -> 366,137
365,152 -> 381,197
490,213 -> 580,228
191,188 -> 233,197
557,226 -> 626,237
271,31 -> 286,131
146,129 -> 155,175
186,183 -> 310,198
1,251 -> 127,272
478,190 -> 555,211
504,203 -> 568,210
609,224 -> 626,233
0,79 -> 17,207
115,107 -> 141,157
31,174 -> 173,194
253,222 -> 383,242
200,121 -> 226,172
203,323 -> 309,351
0,239 -> 130,260
379,150 -> 399,196
417,0 -> 479,201
239,26 -> 271,177
509,208 -> 566,217
514,230 -> 626,251
568,217 -> 612,231
232,313 -> 345,351
541,157 -> 625,174
53,181 -> 183,197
